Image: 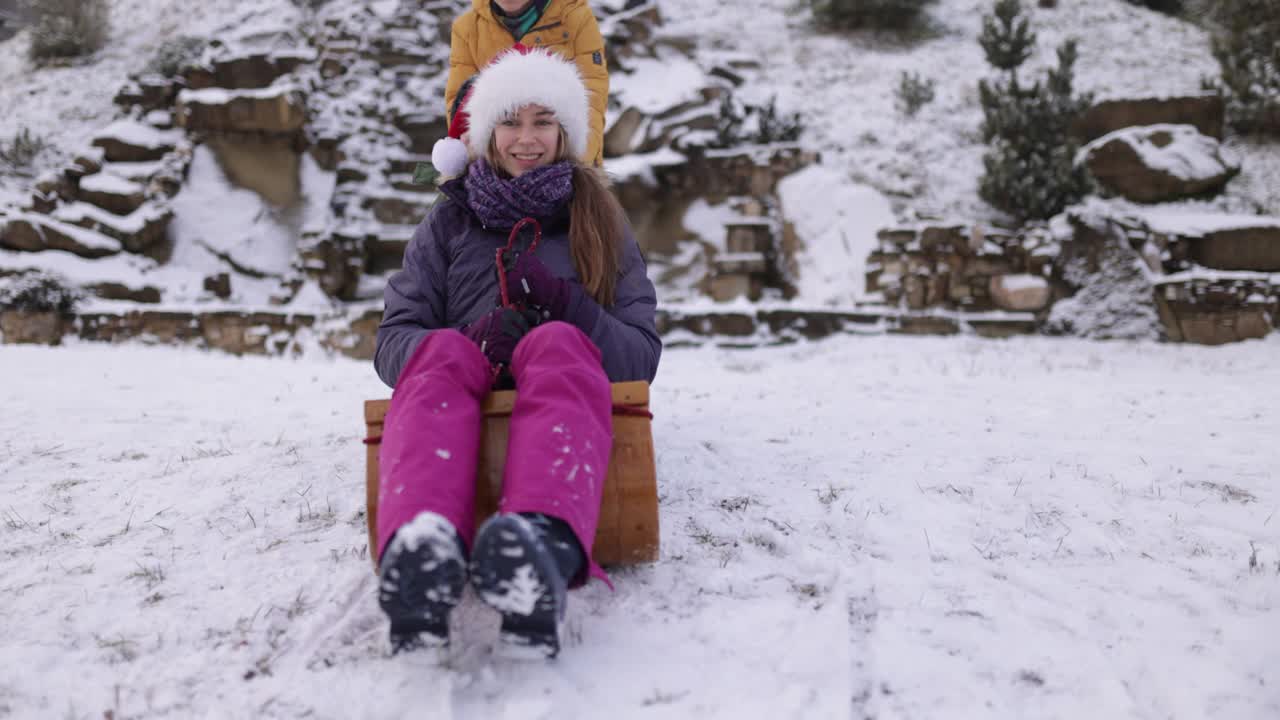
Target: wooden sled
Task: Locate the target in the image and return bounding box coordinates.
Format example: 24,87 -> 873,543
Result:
364,381 -> 659,572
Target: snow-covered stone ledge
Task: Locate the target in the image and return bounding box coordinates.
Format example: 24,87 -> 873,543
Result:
176,84 -> 307,136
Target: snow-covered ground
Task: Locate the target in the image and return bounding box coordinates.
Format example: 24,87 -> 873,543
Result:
2,334 -> 1277,719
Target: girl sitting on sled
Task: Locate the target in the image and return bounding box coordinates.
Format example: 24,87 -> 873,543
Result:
373,46 -> 661,659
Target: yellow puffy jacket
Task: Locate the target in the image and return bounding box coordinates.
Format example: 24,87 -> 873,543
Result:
445,0 -> 608,166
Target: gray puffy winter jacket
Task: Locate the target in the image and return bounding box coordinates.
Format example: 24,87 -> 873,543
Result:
373,178 -> 662,388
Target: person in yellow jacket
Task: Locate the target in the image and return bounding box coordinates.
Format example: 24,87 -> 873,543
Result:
439,0 -> 608,170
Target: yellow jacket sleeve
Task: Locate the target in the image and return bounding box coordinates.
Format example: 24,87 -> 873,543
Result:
444,15 -> 480,126
568,6 -> 609,166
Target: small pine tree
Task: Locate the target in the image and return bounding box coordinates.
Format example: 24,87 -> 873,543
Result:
979,0 -> 1034,74
1209,0 -> 1280,136
0,272 -> 81,315
709,95 -> 805,148
895,71 -> 937,117
712,95 -> 748,149
0,127 -> 49,175
753,96 -> 804,144
977,0 -> 1091,222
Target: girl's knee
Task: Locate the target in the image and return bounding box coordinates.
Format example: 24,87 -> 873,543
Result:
421,328 -> 474,355
401,329 -> 489,386
514,322 -> 601,367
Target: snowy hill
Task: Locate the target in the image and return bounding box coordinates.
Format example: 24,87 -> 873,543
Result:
3,0 -> 1276,218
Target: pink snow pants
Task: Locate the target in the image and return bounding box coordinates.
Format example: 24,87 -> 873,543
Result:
377,321 -> 612,585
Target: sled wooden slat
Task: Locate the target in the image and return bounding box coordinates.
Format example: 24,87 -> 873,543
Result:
363,381 -> 658,572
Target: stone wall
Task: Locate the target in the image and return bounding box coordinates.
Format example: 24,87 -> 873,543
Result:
865,223 -> 1059,314
863,211 -> 1278,344
1108,212 -> 1280,344
1154,274 -> 1278,345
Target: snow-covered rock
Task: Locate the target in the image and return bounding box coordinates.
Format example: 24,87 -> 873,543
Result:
76,172 -> 147,215
989,273 -> 1051,312
1080,124 -> 1240,204
0,211 -> 123,258
1071,94 -> 1225,143
91,120 -> 185,163
176,84 -> 307,135
1137,208 -> 1280,272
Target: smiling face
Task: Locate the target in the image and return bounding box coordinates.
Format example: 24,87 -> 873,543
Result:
491,104 -> 564,177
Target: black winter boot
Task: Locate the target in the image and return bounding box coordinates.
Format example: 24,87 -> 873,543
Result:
470,512 -> 586,659
378,511 -> 468,656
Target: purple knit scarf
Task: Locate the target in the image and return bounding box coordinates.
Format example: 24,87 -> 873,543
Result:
464,159 -> 574,230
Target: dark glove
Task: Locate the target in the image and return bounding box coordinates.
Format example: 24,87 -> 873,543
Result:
504,250 -> 569,317
504,251 -> 600,333
461,306 -> 535,368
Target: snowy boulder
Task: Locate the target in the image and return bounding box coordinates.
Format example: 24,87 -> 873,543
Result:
91,120 -> 184,163
29,172 -> 64,213
1070,95 -> 1224,144
1139,209 -> 1280,272
64,149 -> 105,183
76,172 -> 147,215
83,281 -> 162,304
989,273 -> 1051,312
1192,227 -> 1280,273
51,201 -> 172,254
176,85 -> 307,136
187,51 -> 310,91
607,53 -> 723,154
0,212 -> 122,258
1080,124 -> 1240,203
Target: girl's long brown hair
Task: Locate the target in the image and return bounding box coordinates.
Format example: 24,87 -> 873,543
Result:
486,125 -> 624,305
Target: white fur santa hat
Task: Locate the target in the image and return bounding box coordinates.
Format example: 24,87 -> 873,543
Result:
432,46 -> 590,178
468,46 -> 589,163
